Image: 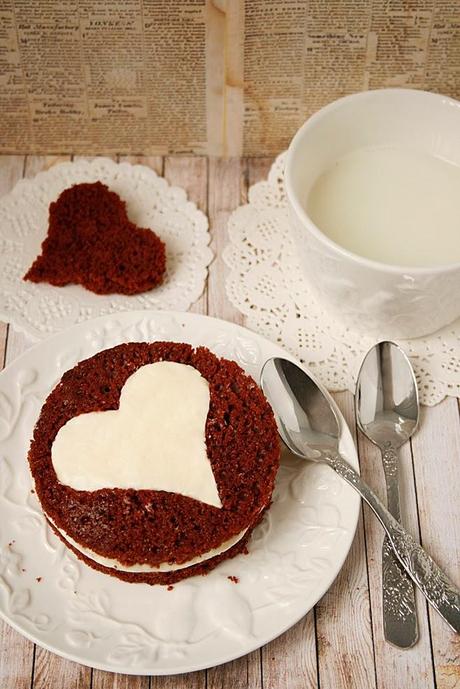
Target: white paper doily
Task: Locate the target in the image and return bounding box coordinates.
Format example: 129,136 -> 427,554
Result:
0,158 -> 212,340
223,153 -> 460,406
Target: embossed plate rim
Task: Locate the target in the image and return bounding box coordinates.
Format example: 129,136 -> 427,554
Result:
0,310 -> 360,675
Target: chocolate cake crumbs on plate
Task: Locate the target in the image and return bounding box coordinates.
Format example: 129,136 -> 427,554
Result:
28,342 -> 280,585
24,182 -> 166,295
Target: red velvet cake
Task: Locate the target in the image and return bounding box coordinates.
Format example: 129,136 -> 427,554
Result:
24,182 -> 166,295
27,342 -> 280,585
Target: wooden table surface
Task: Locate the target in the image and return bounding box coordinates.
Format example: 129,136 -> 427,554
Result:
0,155 -> 459,689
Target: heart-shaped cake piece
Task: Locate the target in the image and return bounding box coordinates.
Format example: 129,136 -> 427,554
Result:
28,342 -> 280,585
24,181 -> 166,295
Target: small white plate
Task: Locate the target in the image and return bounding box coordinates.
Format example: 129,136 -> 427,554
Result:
0,310 -> 360,675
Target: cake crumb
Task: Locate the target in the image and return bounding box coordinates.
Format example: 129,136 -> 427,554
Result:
36,577 -> 42,583
21,568 -> 26,573
227,575 -> 239,584
31,489 -> 35,494
167,585 -> 174,591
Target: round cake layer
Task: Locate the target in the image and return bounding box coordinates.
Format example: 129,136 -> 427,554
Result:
47,513 -> 247,572
46,516 -> 259,586
28,342 -> 280,583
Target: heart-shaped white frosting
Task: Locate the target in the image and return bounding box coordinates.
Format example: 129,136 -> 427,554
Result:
51,362 -> 222,508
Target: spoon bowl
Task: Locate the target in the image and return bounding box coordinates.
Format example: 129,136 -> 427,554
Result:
356,341 -> 419,449
261,357 -> 340,458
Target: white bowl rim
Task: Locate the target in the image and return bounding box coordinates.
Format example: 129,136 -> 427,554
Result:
285,87 -> 460,275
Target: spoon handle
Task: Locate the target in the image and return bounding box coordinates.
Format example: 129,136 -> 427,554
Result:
326,451 -> 460,635
380,443 -> 418,648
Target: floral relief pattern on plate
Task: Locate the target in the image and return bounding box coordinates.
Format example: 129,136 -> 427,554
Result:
0,311 -> 359,674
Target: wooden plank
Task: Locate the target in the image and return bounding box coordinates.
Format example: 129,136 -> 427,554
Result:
11,156 -> 82,689
150,673 -> 205,689
23,155 -> 71,178
410,399 -> 460,689
206,158 -> 266,686
164,156 -> 208,315
0,157 -> 23,362
0,155 -> 25,191
91,153 -> 207,688
71,154 -> 208,687
207,651 -> 262,689
0,621 -> 34,689
356,431 -> 434,688
61,154 -> 149,689
247,157 -> 273,190
204,156 -> 265,688
0,154 -> 36,689
118,155 -> 163,176
32,650 -> 90,689
316,391 -> 376,689
262,614 -> 318,689
164,157 -> 207,213
246,156 -> 319,689
91,672 -> 149,689
4,155 -> 74,364
207,158 -> 245,324
88,152 -> 208,689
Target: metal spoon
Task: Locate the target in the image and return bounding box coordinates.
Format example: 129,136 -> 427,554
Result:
261,357 -> 460,635
356,341 -> 419,648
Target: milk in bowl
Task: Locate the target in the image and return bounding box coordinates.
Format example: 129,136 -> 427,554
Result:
306,145 -> 460,267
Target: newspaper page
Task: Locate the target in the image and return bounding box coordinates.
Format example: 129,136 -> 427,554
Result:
243,0 -> 460,154
0,0 -> 211,155
0,0 -> 459,156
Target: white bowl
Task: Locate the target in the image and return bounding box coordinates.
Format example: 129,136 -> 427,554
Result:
285,88 -> 460,339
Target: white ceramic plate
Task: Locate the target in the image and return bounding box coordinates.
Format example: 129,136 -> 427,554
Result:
0,311 -> 360,675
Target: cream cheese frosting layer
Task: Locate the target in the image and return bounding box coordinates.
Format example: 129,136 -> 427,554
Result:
47,514 -> 247,573
51,361 -> 222,508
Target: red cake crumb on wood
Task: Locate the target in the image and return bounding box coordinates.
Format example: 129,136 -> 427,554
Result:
24,182 -> 166,295
28,342 -> 280,585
